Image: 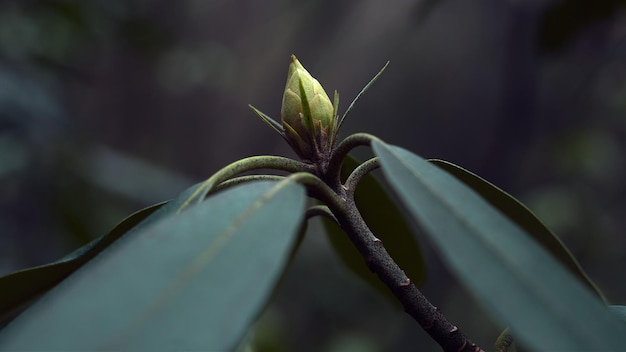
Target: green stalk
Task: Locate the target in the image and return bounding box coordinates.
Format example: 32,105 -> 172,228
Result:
177,156 -> 314,212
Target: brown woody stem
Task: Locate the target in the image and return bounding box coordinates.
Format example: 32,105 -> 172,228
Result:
306,133 -> 484,352
328,192 -> 483,352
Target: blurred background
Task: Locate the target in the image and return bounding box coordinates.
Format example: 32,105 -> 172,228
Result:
0,0 -> 624,350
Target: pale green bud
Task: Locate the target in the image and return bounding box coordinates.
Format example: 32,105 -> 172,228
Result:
281,55 -> 337,162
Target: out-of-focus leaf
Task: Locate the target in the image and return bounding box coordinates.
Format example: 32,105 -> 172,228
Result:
322,155 -> 426,305
0,180 -> 306,351
609,306 -> 626,324
0,202 -> 165,328
0,182 -> 217,328
373,140 -> 626,351
429,159 -> 606,301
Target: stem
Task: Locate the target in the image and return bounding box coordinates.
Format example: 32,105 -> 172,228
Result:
177,156 -> 314,212
326,133 -> 380,190
329,195 -> 483,352
286,172 -> 346,213
284,134 -> 483,351
305,205 -> 338,223
344,157 -> 380,198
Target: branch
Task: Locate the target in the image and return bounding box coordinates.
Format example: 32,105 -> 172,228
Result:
282,136 -> 483,351
326,133 -> 380,189
285,172 -> 347,214
328,191 -> 483,352
344,157 -> 380,198
305,205 -> 338,223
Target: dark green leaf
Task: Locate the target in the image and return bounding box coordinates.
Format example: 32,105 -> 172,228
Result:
609,306 -> 626,324
0,180 -> 306,351
430,159 -> 606,301
0,202 -> 165,328
0,182 -> 213,328
373,140 -> 626,351
323,155 -> 426,304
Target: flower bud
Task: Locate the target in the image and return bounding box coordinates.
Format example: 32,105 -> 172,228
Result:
281,55 -> 337,162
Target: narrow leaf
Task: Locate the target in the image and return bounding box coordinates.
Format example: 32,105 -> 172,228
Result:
332,90 -> 339,123
373,140 -> 626,351
249,104 -> 285,138
430,159 -> 606,301
0,180 -> 306,351
339,61 -> 389,129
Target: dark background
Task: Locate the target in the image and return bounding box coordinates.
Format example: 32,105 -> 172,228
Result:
1,0 -> 624,350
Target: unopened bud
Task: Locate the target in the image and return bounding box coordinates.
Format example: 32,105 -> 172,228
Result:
281,55 -> 337,162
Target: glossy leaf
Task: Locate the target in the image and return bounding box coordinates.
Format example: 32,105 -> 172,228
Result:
429,159 -> 606,301
323,155 -> 426,304
373,140 -> 626,351
0,202 -> 165,328
0,180 -> 306,351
